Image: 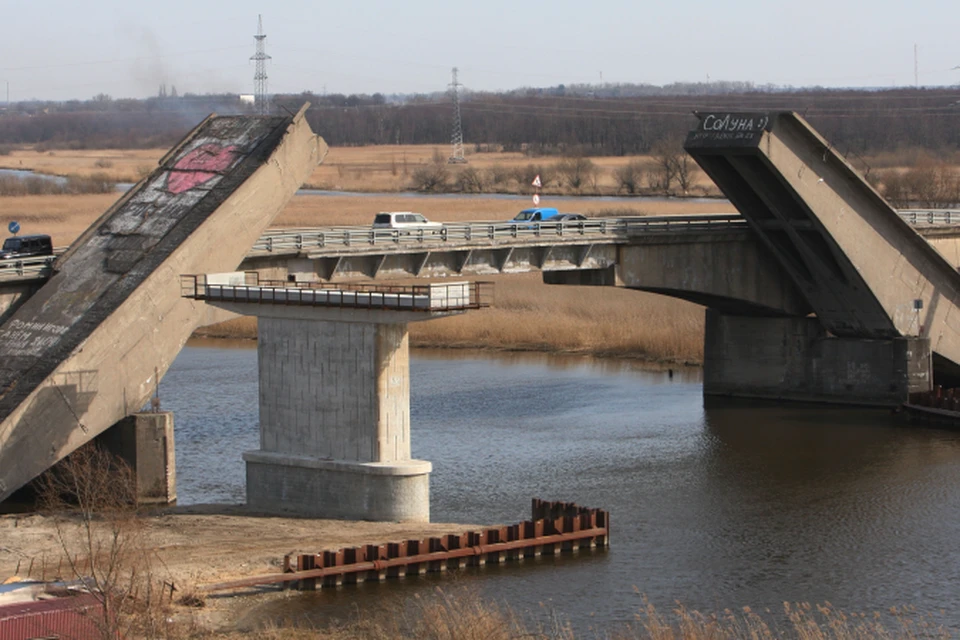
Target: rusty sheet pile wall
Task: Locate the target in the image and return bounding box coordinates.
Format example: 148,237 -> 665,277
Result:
203,499 -> 609,592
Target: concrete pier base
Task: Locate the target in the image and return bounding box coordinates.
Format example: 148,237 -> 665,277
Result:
704,310 -> 931,406
244,451 -> 430,521
99,411 -> 176,505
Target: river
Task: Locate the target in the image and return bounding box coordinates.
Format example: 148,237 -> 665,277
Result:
163,342 -> 960,633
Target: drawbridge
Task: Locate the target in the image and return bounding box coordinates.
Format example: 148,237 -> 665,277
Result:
0,107 -> 327,503
685,111 -> 960,377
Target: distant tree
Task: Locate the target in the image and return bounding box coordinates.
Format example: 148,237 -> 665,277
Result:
614,160 -> 645,194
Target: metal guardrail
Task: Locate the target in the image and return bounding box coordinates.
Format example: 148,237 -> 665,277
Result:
899,210 -> 960,225
247,214 -> 745,256
5,210 -> 960,284
180,274 -> 493,312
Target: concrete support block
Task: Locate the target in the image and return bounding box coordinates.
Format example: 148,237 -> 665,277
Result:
99,412 -> 176,505
704,309 -> 931,406
244,451 -> 430,521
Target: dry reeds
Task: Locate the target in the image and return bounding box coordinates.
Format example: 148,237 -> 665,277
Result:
193,274 -> 705,365
185,590 -> 950,639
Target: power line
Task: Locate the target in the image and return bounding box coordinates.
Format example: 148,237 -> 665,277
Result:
251,15 -> 271,115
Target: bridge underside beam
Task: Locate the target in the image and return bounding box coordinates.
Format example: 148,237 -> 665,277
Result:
545,231 -> 812,317
239,244 -> 619,282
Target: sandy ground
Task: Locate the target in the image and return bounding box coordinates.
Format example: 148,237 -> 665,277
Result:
0,504 -> 482,593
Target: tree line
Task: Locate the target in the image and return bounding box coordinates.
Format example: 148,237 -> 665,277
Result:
1,87 -> 959,157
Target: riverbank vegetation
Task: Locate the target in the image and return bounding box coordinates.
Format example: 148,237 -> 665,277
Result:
194,274 -> 705,365
5,142 -> 960,206
0,172 -> 115,196
205,591 -> 949,640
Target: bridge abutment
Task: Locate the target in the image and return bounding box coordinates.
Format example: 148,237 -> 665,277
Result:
704,310 -> 931,406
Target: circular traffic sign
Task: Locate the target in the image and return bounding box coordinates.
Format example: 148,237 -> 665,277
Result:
532,194 -> 540,205
7,221 -> 20,235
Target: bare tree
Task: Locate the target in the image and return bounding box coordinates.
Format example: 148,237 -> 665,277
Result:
39,445 -> 168,639
411,151 -> 451,192
556,156 -> 596,193
614,160 -> 645,194
649,141 -> 678,195
672,153 -> 699,195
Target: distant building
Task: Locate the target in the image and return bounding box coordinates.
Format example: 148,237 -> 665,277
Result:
239,94 -> 255,105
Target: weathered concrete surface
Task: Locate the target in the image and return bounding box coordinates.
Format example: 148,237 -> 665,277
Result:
617,230 -> 810,315
704,310 -> 931,406
198,296 -> 445,521
0,108 -> 327,502
97,412 -> 177,504
686,112 -> 960,376
242,310 -> 430,521
0,281 -> 43,325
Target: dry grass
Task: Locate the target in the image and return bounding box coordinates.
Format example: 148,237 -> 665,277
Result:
195,274 -> 705,365
0,193 -> 120,245
175,589 -> 950,639
3,145 -> 727,196
273,193 -> 736,228
0,148 -> 161,183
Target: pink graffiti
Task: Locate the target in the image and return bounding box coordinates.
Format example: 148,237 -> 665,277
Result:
165,143 -> 239,194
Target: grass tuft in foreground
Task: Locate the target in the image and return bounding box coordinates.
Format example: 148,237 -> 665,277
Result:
189,589 -> 950,639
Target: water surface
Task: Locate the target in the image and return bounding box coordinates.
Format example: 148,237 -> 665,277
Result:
161,343 -> 960,632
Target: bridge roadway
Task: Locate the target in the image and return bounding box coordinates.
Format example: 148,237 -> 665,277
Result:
3,209 -> 959,282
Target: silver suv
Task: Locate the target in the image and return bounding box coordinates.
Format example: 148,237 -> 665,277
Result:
372,212 -> 443,232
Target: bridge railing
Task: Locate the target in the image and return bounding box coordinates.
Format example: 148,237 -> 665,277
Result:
247,214 -> 747,256
900,210 -> 960,225
6,211 -> 960,283
0,255 -> 58,279
180,274 -> 494,312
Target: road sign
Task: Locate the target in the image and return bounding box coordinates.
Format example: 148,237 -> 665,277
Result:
7,221 -> 20,235
532,194 -> 540,205
531,175 -> 542,188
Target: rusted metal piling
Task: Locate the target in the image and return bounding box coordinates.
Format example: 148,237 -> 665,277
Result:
202,499 -> 609,593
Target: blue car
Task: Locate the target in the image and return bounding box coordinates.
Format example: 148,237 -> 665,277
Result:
508,207 -> 559,224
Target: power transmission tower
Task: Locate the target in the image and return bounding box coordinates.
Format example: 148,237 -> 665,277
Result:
448,67 -> 467,164
251,15 -> 271,115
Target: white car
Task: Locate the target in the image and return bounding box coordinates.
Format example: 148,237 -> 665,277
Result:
372,211 -> 444,233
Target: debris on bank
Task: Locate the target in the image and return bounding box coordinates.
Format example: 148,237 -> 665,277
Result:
202,498 -> 609,593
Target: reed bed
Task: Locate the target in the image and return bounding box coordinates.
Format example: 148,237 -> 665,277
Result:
274,194 -> 736,228
194,274 -> 705,365
192,590 -> 949,639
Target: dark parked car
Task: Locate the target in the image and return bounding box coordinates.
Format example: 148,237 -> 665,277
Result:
551,213 -> 587,221
0,234 -> 53,260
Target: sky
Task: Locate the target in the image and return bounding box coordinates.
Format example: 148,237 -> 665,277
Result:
3,0 -> 960,102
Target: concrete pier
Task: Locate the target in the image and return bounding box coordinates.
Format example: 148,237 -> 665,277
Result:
191,276 -> 491,522
97,411 -> 176,505
703,310 -> 931,406
245,316 -> 430,521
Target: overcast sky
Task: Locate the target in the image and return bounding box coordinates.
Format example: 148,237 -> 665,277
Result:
3,0 -> 959,102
